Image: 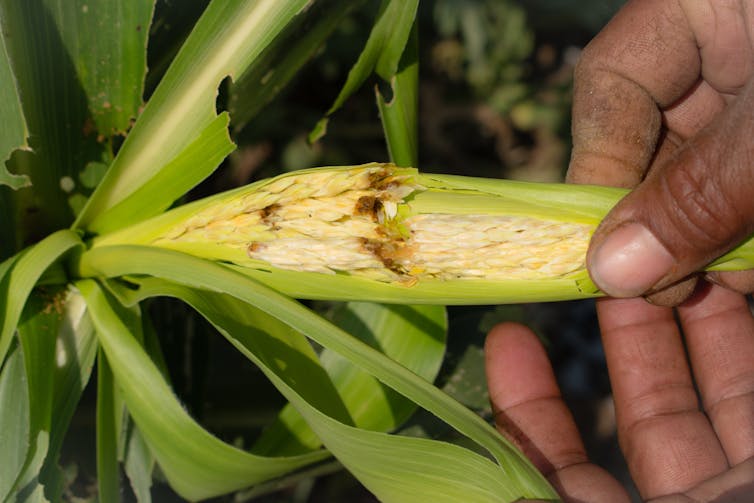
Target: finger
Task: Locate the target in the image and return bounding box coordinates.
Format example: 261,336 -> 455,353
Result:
706,269 -> 754,295
679,1 -> 754,94
663,79 -> 727,140
677,284 -> 754,465
596,297 -> 728,498
649,457 -> 754,503
485,323 -> 585,473
587,78 -> 754,297
484,323 -> 628,501
567,0 -> 700,187
644,276 -> 699,307
680,456 -> 754,503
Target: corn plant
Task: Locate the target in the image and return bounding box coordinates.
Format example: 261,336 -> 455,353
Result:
2,1 -> 754,502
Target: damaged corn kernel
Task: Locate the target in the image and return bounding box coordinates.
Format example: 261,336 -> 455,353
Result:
88,163 -> 754,304
150,164 -> 592,283
401,214 -> 590,280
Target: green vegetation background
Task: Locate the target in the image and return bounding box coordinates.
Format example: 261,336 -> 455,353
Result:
55,0 -> 632,501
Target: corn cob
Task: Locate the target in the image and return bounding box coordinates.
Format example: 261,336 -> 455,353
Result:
91,163 -> 754,304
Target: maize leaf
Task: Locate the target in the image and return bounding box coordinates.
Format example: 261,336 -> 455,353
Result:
91,163 -> 754,305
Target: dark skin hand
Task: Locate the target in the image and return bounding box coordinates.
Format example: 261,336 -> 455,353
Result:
568,0 -> 754,302
486,1 -> 754,501
486,288 -> 754,501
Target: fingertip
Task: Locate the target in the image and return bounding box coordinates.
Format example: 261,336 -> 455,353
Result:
566,152 -> 647,188
485,323 -> 594,482
485,322 -> 558,411
549,463 -> 631,503
485,322 -> 548,380
588,222 -> 675,297
485,322 -> 538,353
705,269 -> 754,295
484,322 -> 532,394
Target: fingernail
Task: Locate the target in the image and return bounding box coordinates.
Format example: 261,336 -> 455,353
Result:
589,223 -> 675,297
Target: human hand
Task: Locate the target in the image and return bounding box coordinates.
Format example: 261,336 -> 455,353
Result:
567,0 -> 754,302
485,285 -> 754,501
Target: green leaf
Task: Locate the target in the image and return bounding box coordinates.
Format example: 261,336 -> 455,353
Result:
709,236 -> 754,272
38,289 -> 98,500
17,292 -> 59,441
122,418 -> 153,503
254,302 -> 446,455
0,343 -> 30,501
229,0 -> 365,132
329,0 -> 418,112
9,433 -> 50,503
0,288 -> 96,502
0,28 -> 29,190
327,303 -> 447,427
111,309 -> 161,501
0,0 -> 152,239
309,0 -> 419,144
308,117 -> 330,145
120,316 -> 160,502
90,113 -> 235,234
101,269 -> 551,502
113,276 -> 356,433
0,230 -> 82,369
77,279 -> 330,501
298,418 -> 523,503
216,304 -> 538,502
76,0 -> 313,233
377,23 -> 419,168
70,0 -> 154,136
5,289 -> 65,500
96,349 -> 120,503
75,246 -> 558,500
1,0 -> 96,232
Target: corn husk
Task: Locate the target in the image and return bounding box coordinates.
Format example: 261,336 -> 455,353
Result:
91,163 -> 754,304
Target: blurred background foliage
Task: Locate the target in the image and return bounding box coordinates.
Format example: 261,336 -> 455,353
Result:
59,0 -> 636,501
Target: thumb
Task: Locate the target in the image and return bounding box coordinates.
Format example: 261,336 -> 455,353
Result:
587,80 -> 754,298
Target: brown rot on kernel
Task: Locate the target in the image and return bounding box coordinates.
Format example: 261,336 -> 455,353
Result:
259,203 -> 281,223
247,242 -> 264,255
354,196 -> 383,219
